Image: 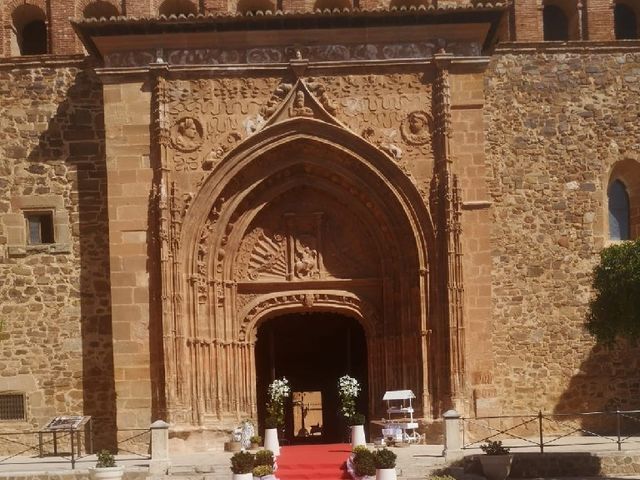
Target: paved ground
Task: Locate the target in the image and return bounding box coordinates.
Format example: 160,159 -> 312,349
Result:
1,436 -> 640,478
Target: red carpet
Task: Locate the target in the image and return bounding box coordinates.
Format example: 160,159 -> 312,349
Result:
276,443 -> 352,480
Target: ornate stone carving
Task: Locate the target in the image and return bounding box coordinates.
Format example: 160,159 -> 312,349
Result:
306,80 -> 337,115
401,111 -> 433,146
104,41 -> 483,67
289,90 -> 314,118
237,291 -> 380,341
236,228 -> 288,280
260,82 -> 293,120
171,117 -> 204,152
204,132 -> 243,170
293,236 -> 320,279
259,79 -> 346,131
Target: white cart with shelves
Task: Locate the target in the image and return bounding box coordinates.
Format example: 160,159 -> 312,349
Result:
380,390 -> 422,444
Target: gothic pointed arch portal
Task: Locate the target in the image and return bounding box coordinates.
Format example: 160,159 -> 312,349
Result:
255,311 -> 369,444
160,117 -> 444,432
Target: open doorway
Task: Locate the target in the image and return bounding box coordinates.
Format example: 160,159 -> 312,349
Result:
255,312 -> 368,444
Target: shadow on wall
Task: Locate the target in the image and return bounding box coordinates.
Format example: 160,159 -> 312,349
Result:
27,62 -> 117,450
553,339 -> 640,438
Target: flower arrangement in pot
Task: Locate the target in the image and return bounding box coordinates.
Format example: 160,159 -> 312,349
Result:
89,450 -> 124,480
230,451 -> 255,480
264,377 -> 290,456
478,440 -> 512,480
252,465 -> 274,480
250,435 -> 262,450
349,445 -> 376,479
373,447 -> 397,480
338,375 -> 365,447
252,449 -> 276,479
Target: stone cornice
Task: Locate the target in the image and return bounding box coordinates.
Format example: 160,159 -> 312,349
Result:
94,55 -> 491,82
496,40 -> 640,54
0,54 -> 89,70
73,8 -> 506,60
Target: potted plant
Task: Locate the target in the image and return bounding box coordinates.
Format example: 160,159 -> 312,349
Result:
338,375 -> 364,446
89,450 -> 124,480
252,465 -> 274,480
478,440 -> 512,480
254,449 -> 275,471
230,451 -> 255,480
351,445 -> 376,479
350,412 -> 367,448
250,435 -> 262,450
264,377 -> 290,456
373,447 -> 397,480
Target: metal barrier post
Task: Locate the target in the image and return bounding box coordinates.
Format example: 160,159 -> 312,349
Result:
443,410 -> 463,461
149,420 -> 170,475
538,411 -> 544,454
616,409 -> 622,451
70,429 -> 75,469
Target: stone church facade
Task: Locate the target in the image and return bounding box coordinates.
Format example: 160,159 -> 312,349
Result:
0,0 -> 639,450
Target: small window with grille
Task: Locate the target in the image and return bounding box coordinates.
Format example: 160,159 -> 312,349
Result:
0,393 -> 26,421
25,211 -> 54,245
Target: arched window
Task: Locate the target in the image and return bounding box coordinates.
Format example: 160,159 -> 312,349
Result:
83,1 -> 120,19
543,4 -> 570,40
614,3 -> 639,39
158,0 -> 198,16
609,180 -> 630,241
11,4 -> 47,56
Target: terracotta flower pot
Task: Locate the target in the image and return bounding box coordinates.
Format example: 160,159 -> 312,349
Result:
479,455 -> 513,480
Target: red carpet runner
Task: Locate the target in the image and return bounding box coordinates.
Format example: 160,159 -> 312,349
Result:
276,443 -> 352,480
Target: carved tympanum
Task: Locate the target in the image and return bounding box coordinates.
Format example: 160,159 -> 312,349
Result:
235,189 -> 380,282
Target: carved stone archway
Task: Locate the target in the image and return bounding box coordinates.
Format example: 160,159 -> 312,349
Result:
158,116 -> 445,431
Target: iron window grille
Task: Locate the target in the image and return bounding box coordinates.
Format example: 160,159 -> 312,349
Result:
0,393 -> 26,421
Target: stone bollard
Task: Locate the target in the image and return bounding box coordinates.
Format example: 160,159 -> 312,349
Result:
442,410 -> 464,462
149,420 -> 171,475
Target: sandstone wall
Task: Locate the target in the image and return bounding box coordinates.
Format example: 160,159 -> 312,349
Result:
483,48 -> 640,417
0,57 -> 116,449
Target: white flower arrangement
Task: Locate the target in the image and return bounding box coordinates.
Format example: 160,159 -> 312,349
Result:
266,377 -> 290,428
267,377 -> 291,402
338,375 -> 361,420
338,375 -> 361,398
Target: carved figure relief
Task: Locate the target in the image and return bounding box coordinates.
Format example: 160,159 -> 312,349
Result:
401,111 -> 432,145
290,90 -> 314,118
260,82 -> 293,120
306,80 -> 337,115
293,236 -> 320,279
204,132 -> 243,170
171,117 -> 204,152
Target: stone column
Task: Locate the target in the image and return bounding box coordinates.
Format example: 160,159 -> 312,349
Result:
149,420 -> 171,474
101,78 -> 154,430
442,409 -> 463,461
